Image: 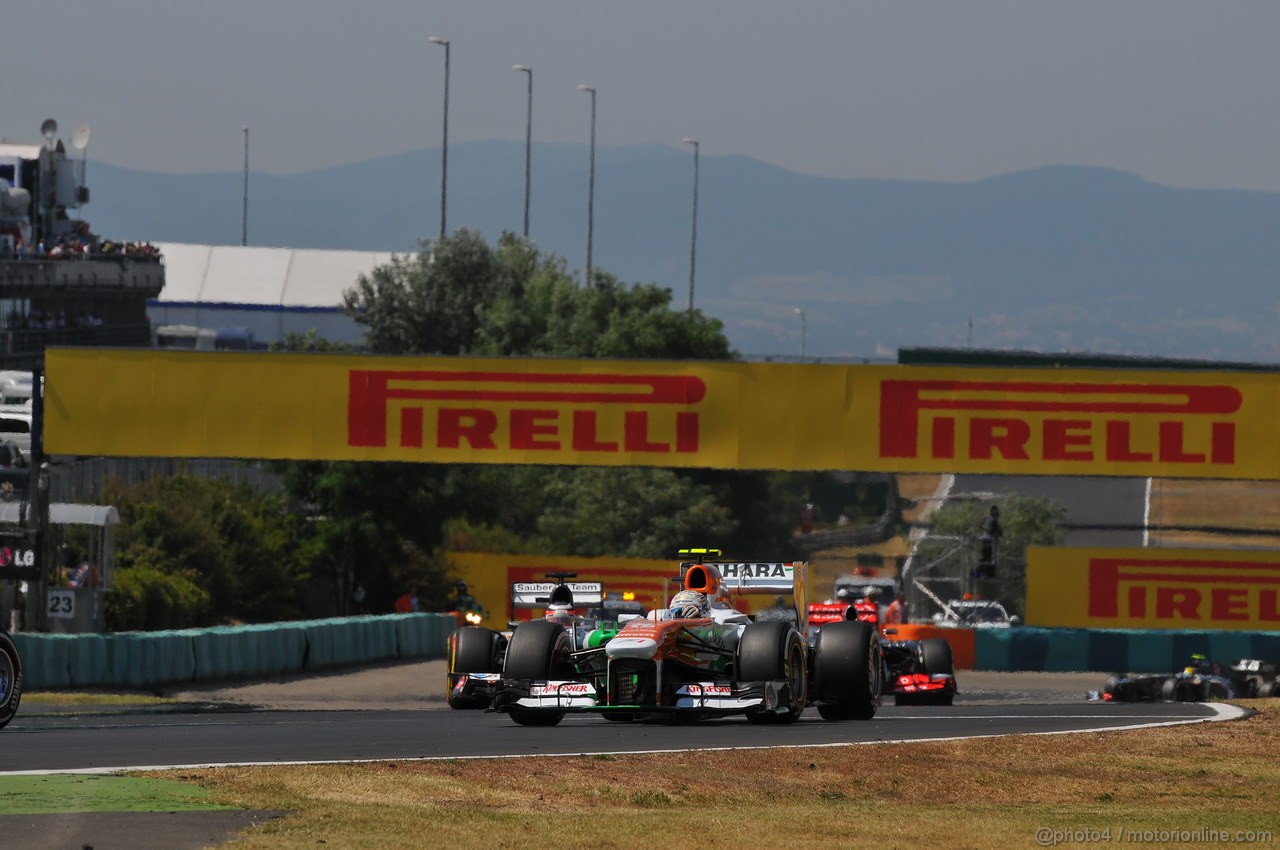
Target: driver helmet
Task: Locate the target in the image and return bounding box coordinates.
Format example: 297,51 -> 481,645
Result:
545,603 -> 576,627
669,589 -> 709,619
862,585 -> 879,600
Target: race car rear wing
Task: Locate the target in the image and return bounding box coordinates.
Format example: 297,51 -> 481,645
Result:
510,582 -> 605,609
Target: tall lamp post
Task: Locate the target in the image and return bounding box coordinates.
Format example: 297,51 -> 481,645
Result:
795,308 -> 807,359
241,126 -> 249,247
578,84 -> 596,288
682,137 -> 699,313
428,36 -> 450,242
514,65 -> 532,239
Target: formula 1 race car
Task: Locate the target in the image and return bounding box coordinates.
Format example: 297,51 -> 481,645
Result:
493,553 -> 882,726
1104,655 -> 1280,703
808,597 -> 957,706
0,629 -> 21,729
446,574 -> 640,709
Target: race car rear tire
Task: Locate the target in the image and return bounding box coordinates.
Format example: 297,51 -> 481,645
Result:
737,620 -> 807,724
448,626 -> 499,710
1104,675 -> 1136,703
503,620 -> 571,727
813,620 -> 880,721
0,630 -> 21,730
1268,681 -> 1280,699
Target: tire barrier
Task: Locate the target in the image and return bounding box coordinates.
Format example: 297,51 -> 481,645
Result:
974,627 -> 1280,673
10,613 -> 457,690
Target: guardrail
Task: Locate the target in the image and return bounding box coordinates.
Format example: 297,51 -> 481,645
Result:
11,613 -> 455,690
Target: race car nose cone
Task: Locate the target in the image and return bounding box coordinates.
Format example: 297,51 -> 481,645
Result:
607,636 -> 659,659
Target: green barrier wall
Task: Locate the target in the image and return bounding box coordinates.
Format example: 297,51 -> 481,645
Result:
974,628 -> 1280,673
11,613 -> 455,690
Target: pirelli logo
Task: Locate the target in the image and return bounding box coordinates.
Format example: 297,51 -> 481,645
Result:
879,379 -> 1242,467
347,369 -> 706,455
1088,557 -> 1280,624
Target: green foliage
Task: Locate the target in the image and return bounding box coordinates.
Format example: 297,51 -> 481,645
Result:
106,561 -> 211,631
344,229 -> 533,356
103,475 -> 310,629
271,329 -> 356,353
533,467 -> 735,558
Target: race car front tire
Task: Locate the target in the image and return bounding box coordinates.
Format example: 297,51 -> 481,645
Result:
917,638 -> 955,706
737,620 -> 807,724
0,630 -> 21,730
813,620 -> 880,721
502,620 -> 571,726
448,626 -> 500,710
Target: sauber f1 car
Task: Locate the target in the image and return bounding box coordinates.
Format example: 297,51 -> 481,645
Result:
0,628 -> 20,729
492,555 -> 882,726
808,598 -> 957,706
447,574 -> 639,709
1103,655 -> 1280,703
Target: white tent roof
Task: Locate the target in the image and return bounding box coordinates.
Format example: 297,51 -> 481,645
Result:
155,243 -> 397,309
0,143 -> 45,160
0,503 -> 119,526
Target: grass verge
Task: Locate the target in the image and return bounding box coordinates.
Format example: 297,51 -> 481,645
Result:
148,701 -> 1280,849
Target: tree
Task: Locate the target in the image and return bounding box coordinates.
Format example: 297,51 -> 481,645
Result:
343,229 -> 536,356
102,475 -> 311,629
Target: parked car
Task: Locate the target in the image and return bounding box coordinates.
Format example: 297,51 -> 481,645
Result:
932,599 -> 1019,628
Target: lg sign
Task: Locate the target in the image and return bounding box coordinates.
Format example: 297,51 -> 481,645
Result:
0,547 -> 35,568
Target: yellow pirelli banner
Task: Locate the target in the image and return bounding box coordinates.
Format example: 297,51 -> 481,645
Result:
1027,546 -> 1280,631
43,348 -> 1280,478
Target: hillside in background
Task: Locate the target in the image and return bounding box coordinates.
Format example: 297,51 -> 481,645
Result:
85,143 -> 1280,362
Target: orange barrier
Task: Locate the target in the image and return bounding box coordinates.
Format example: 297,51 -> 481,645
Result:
886,624 -> 976,669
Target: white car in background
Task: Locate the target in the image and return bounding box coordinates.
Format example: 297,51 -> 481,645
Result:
0,403 -> 30,457
932,599 -> 1019,628
0,371 -> 32,405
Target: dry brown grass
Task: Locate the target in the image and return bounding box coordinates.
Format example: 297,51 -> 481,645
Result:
1148,479 -> 1280,549
165,702 -> 1280,849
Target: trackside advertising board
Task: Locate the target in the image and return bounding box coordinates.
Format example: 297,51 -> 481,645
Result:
1026,546 -> 1280,631
43,349 -> 1280,478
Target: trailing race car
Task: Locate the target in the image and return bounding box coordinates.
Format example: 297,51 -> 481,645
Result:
0,628 -> 20,729
809,596 -> 957,706
1104,655 -> 1280,703
493,552 -> 882,726
446,574 -> 638,709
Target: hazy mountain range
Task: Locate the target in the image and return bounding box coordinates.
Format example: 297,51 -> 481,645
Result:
84,143 -> 1280,363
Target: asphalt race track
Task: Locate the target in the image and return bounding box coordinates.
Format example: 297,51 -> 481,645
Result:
0,700 -> 1223,775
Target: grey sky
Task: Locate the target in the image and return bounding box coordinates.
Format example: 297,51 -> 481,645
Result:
8,1 -> 1280,189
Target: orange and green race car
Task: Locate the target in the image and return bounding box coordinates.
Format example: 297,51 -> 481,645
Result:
493,551 -> 882,726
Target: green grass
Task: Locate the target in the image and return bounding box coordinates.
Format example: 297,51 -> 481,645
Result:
0,774 -> 235,815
